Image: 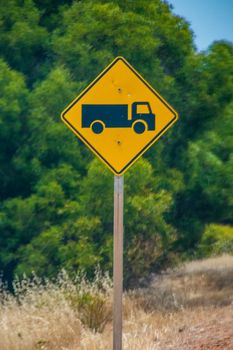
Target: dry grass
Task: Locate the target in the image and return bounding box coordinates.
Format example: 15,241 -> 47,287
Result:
136,254 -> 233,312
179,254 -> 233,274
0,273 -> 81,350
0,255 -> 233,350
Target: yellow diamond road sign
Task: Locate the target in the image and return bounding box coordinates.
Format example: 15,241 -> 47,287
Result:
61,57 -> 178,175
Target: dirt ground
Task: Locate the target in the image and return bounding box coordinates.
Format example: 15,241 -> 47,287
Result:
1,255 -> 232,350
161,305 -> 233,350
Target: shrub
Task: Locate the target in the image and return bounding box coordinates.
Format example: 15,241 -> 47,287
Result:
198,224 -> 233,257
65,269 -> 112,333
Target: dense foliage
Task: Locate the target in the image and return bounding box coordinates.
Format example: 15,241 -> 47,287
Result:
0,0 -> 232,286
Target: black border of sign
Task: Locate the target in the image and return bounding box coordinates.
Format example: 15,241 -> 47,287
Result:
61,57 -> 178,175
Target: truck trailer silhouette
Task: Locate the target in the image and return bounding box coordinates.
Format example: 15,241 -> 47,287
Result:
81,102 -> 155,134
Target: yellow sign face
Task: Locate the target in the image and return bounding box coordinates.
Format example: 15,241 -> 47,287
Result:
61,57 -> 178,175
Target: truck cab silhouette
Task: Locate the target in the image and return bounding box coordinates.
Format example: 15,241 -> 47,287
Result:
82,102 -> 155,134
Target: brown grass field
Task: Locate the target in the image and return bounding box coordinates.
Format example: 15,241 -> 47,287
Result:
0,255 -> 233,350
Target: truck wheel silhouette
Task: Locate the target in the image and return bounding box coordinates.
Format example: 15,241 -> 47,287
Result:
133,120 -> 147,134
91,120 -> 105,134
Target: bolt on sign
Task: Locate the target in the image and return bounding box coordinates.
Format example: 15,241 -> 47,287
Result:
61,57 -> 178,175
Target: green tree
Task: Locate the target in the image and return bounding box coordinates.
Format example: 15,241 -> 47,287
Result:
0,0 -> 232,285
0,59 -> 29,200
0,0 -> 48,83
13,66 -> 89,194
52,0 -> 193,95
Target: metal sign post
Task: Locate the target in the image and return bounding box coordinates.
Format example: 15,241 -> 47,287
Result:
61,55 -> 178,350
113,175 -> 124,350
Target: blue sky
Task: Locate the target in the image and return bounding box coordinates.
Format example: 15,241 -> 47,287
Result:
169,0 -> 233,51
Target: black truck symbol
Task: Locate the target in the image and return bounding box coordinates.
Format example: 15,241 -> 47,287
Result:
81,102 -> 155,134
